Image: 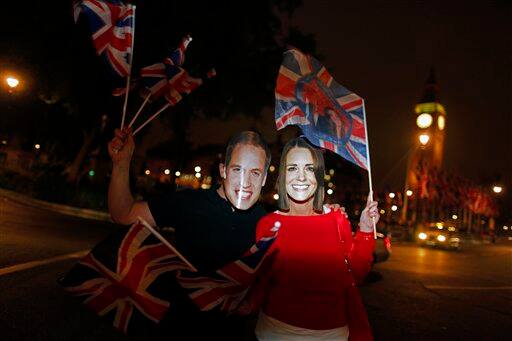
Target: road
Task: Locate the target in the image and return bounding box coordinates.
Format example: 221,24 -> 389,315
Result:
363,241 -> 512,340
1,194 -> 511,340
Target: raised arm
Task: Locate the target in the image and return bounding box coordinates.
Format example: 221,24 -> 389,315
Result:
337,196 -> 379,284
107,127 -> 156,226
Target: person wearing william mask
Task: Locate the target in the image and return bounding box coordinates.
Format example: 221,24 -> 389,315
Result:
108,129 -> 271,339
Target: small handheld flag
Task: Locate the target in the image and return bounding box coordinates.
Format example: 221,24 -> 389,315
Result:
74,0 -> 134,78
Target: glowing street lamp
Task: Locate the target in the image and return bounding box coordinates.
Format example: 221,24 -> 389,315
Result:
492,185 -> 503,194
419,134 -> 430,146
391,205 -> 398,212
6,77 -> 19,89
388,192 -> 396,199
406,190 -> 413,197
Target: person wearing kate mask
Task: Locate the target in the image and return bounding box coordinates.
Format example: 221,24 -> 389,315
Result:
253,137 -> 379,341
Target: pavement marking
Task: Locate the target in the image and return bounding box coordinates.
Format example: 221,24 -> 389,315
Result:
426,285 -> 512,290
0,250 -> 89,277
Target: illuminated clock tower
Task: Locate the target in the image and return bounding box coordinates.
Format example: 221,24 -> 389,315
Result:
402,68 -> 446,223
408,68 -> 446,186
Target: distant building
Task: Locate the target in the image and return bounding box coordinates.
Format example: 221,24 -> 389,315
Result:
407,68 -> 447,191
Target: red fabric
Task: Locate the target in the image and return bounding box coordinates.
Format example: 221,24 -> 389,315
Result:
254,211 -> 374,337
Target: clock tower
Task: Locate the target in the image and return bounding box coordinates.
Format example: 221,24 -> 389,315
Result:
407,68 -> 446,190
402,68 -> 447,224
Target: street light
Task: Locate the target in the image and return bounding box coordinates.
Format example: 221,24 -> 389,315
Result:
492,185 -> 503,194
419,134 -> 430,146
388,192 -> 396,199
406,190 -> 413,197
391,205 -> 398,212
6,76 -> 19,89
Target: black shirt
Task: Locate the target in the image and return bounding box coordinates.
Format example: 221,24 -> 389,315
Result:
147,187 -> 266,273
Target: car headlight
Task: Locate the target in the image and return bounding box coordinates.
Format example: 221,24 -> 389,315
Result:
437,235 -> 446,242
418,232 -> 427,240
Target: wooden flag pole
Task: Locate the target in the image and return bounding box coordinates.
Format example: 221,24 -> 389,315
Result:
132,102 -> 171,136
120,5 -> 136,129
128,92 -> 151,128
138,216 -> 197,272
362,100 -> 378,239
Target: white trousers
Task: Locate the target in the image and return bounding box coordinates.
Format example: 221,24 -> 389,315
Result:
255,311 -> 349,341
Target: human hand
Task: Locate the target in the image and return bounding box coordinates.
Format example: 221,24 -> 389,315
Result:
359,193 -> 379,233
107,127 -> 134,166
323,203 -> 347,216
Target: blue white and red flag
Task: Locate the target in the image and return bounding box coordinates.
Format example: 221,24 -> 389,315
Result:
275,48 -> 369,170
139,36 -> 204,105
176,228 -> 278,312
61,220 -> 277,334
60,222 -> 190,334
74,0 -> 134,77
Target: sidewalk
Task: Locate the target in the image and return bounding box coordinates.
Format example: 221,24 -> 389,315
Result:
0,187 -> 111,222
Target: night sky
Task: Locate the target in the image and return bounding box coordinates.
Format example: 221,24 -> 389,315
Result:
289,0 -> 511,191
1,1 -> 510,196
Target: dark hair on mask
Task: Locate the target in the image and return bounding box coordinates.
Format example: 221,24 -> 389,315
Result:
224,131 -> 271,171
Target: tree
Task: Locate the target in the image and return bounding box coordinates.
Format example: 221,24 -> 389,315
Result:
1,0 -> 317,184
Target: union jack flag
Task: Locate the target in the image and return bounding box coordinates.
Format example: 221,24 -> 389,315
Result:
275,48 -> 369,170
74,0 -> 134,77
176,228 -> 278,312
139,36 -> 204,105
60,222 -> 191,334
61,221 -> 278,334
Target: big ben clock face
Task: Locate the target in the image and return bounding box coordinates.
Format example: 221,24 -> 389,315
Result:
438,115 -> 445,130
416,113 -> 433,128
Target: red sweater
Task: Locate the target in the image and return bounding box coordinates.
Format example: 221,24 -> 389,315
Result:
255,211 -> 375,330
